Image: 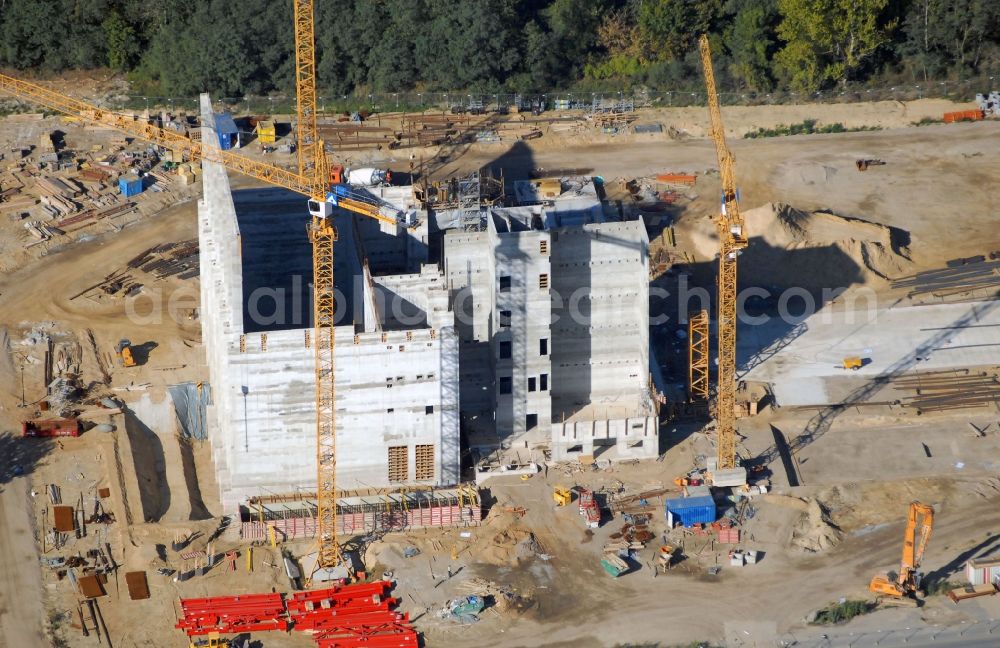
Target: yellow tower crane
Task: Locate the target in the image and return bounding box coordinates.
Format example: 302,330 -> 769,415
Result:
0,0 -> 403,578
293,0 -> 341,576
698,35 -> 748,471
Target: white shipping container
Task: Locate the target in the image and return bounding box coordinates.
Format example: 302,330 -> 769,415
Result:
965,558 -> 1000,586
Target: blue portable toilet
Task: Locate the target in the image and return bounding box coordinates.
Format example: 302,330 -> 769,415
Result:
665,495 -> 716,528
214,112 -> 240,150
119,174 -> 144,197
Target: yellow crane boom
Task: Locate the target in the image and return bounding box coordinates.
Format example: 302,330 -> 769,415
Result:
698,34 -> 748,471
0,73 -> 316,197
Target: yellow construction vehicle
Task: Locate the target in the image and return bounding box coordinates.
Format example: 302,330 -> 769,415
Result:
189,632 -> 224,648
843,357 -> 863,371
553,487 -> 572,506
869,501 -> 934,603
115,339 -> 136,368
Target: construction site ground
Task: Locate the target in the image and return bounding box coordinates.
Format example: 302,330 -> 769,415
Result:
0,97 -> 999,647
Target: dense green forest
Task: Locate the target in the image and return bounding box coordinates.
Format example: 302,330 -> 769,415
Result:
0,0 -> 998,97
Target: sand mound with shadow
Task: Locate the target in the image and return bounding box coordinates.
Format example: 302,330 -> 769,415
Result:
689,202 -> 912,290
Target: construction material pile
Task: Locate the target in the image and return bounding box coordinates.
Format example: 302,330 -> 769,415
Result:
175,581 -> 417,647
892,257 -> 1000,301
605,517 -> 654,554
289,582 -> 415,648
175,592 -> 288,635
891,368 -> 1000,413
454,578 -> 533,615
689,202 -> 912,289
126,238 -> 200,279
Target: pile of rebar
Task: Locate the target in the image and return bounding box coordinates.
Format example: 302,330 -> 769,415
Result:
893,258 -> 1000,300
891,368 -> 1000,413
126,238 -> 199,279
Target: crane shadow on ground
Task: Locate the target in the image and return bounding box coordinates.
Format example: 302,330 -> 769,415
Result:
923,533 -> 1000,585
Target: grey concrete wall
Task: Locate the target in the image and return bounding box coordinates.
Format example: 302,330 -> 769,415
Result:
442,211 -> 657,460
548,220 -> 657,460
443,229 -> 496,426
197,94 -> 460,509
493,222 -> 552,440
550,221 -> 650,412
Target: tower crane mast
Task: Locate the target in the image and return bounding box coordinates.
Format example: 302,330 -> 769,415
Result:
293,0 -> 320,180
698,35 -> 748,471
294,0 -> 343,575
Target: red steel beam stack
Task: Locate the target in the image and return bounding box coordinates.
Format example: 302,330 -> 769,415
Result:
289,581 -> 418,648
175,581 -> 417,647
175,592 -> 288,636
314,617 -> 418,648
288,583 -> 395,627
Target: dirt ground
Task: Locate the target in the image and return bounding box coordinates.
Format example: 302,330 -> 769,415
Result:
0,98 -> 998,648
354,406 -> 1000,648
419,119 -> 1000,274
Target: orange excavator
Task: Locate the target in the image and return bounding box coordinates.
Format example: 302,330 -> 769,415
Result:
869,501 -> 934,603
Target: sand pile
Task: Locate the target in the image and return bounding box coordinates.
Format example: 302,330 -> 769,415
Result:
689,202 -> 911,289
476,527 -> 545,565
790,499 -> 843,553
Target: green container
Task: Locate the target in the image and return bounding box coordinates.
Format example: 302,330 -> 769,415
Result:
601,556 -> 628,577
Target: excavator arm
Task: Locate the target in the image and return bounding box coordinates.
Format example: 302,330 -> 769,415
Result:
870,501 -> 934,600
899,502 -> 934,585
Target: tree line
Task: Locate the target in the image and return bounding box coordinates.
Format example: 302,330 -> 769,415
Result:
0,0 -> 998,99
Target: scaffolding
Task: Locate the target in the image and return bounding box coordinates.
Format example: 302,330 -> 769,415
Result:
417,169 -> 504,231
458,170 -> 484,231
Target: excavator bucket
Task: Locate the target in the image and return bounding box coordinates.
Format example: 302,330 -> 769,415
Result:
868,574 -> 905,597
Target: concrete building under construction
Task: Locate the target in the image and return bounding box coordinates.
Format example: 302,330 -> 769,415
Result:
196,95 -> 658,512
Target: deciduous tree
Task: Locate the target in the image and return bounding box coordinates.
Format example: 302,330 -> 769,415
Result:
775,0 -> 896,91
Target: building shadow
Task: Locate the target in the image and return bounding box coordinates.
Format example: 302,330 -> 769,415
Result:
0,431 -> 54,489
122,410 -> 171,522
233,187 -> 314,333
657,237 -> 869,403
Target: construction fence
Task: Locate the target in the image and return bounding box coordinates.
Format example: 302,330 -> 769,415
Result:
241,487 -> 482,541
2,78 -> 993,117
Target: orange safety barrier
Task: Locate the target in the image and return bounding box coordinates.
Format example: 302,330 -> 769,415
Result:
943,110 -> 984,123
655,173 -> 697,185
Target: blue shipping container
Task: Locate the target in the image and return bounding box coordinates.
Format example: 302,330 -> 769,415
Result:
214,112 -> 240,150
119,175 -> 143,197
665,495 -> 716,527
